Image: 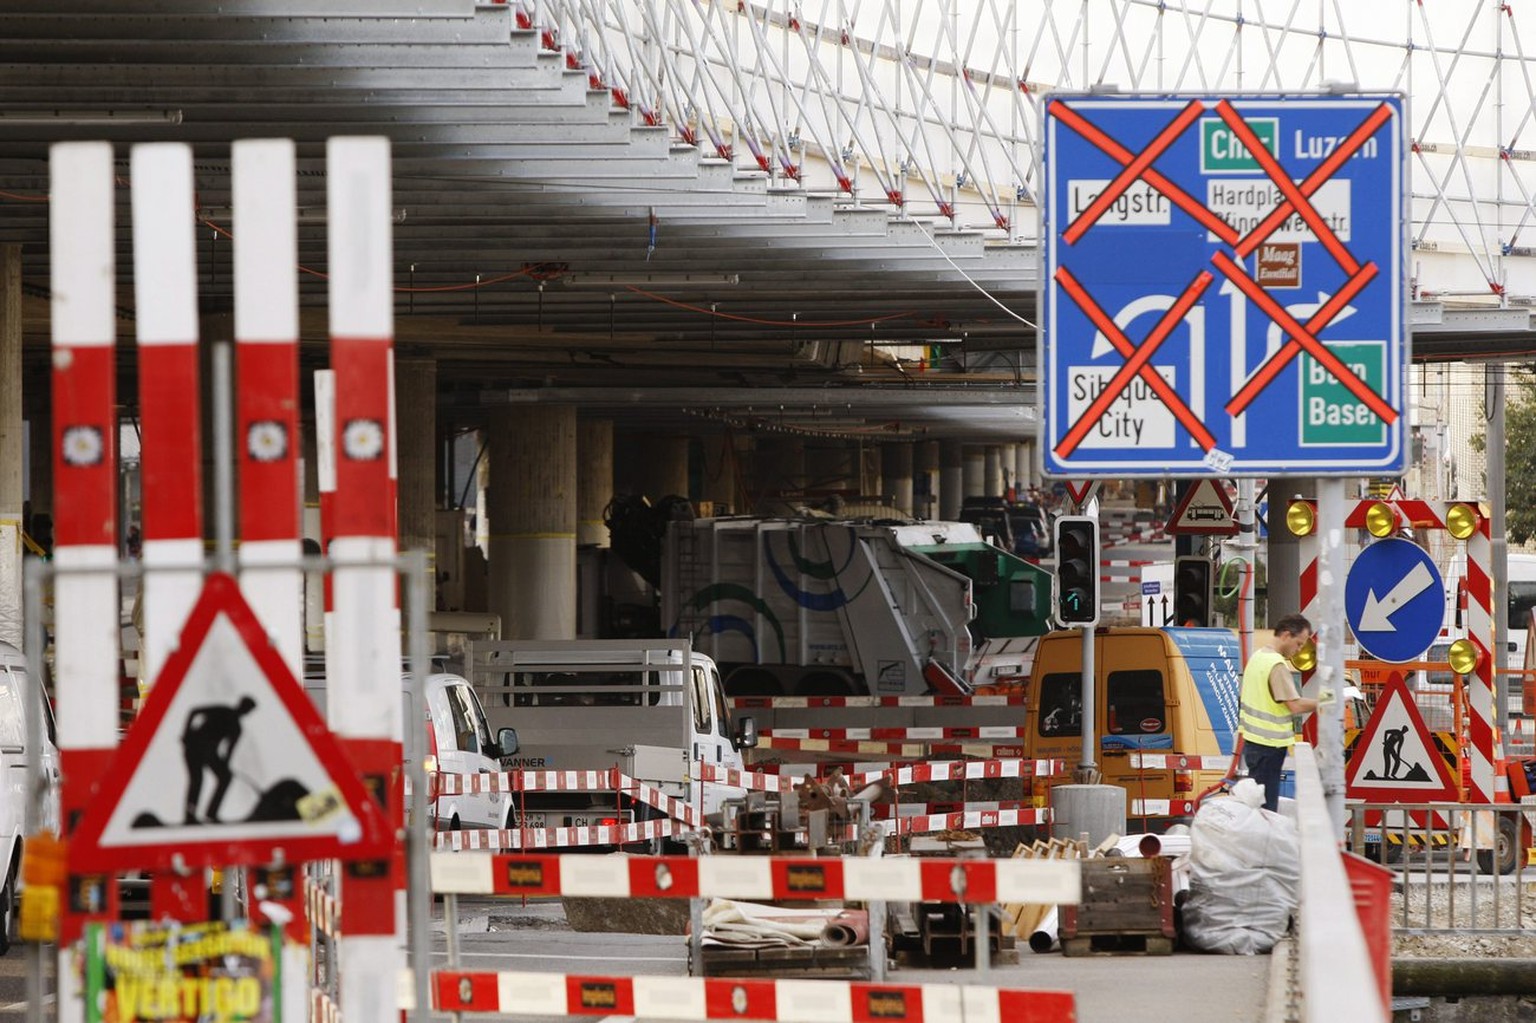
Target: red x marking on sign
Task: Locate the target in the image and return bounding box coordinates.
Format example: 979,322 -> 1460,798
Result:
1054,269 -> 1215,459
1219,101 -> 1399,418
1054,265 -> 1216,454
1052,100 -> 1240,247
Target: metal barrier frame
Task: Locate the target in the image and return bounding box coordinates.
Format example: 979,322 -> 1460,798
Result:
1348,801 -> 1531,934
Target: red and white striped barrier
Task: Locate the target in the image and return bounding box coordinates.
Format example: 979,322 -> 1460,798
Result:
435,769 -> 702,827
1126,753 -> 1234,771
728,694 -> 1026,709
877,800 -> 1032,818
233,137 -> 305,677
429,852 -> 1080,905
50,142 -> 124,957
703,758 -> 1063,793
884,807 -> 1049,834
1465,518 -> 1497,803
760,726 -> 1026,741
432,971 -> 1076,1023
704,758 -> 1064,792
326,136 -> 404,1014
304,876 -> 341,940
1131,799 -> 1197,818
434,818 -> 687,852
133,142 -> 206,690
754,737 -> 1026,758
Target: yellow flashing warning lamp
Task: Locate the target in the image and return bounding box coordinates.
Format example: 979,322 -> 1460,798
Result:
1447,502 -> 1480,541
1364,501 -> 1401,538
1285,500 -> 1317,537
1290,639 -> 1317,673
1447,638 -> 1481,676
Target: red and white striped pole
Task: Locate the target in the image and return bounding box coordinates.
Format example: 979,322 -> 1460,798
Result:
1298,512 -> 1321,746
1466,515 -> 1497,803
131,143 -> 204,688
131,142 -> 211,922
233,138 -> 303,674
50,141 -> 122,1023
232,138 -> 309,1021
327,136 -> 404,1022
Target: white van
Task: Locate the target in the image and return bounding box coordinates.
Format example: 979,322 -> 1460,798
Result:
421,673 -> 517,832
0,643 -> 60,954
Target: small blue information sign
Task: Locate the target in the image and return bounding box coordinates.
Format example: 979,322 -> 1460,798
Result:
1041,93 -> 1406,477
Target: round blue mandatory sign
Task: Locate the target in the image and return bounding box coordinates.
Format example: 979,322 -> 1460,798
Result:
1344,538 -> 1445,663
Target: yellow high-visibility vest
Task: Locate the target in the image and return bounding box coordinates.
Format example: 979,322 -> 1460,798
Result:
1240,649 -> 1295,748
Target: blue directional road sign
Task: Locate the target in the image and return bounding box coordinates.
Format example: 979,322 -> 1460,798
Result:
1042,94 -> 1406,477
1345,538 -> 1445,663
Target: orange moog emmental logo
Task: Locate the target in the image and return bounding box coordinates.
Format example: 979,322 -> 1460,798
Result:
504,861 -> 545,888
864,990 -> 911,1019
579,983 -> 619,1009
785,865 -> 827,892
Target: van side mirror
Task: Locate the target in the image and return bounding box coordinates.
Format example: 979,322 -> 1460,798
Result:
497,727 -> 519,757
734,716 -> 758,750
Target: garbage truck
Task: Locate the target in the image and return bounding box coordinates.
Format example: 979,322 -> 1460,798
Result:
659,518 -> 1053,697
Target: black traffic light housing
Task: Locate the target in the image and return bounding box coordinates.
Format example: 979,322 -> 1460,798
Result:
1174,555 -> 1214,627
1053,516 -> 1099,626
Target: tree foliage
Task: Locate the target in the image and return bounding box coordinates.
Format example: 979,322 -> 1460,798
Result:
1470,369 -> 1536,545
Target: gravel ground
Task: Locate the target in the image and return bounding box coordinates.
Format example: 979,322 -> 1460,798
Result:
1388,871 -> 1536,957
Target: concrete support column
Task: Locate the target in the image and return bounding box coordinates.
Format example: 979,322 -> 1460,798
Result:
394,358 -> 437,566
860,444 -> 881,500
577,418 -> 613,546
913,441 -> 939,520
962,445 -> 985,499
939,440 -> 964,520
1015,443 -> 1034,495
0,245 -> 21,647
1266,477 -> 1315,625
881,443 -> 914,516
698,433 -> 741,515
984,445 -> 1005,498
488,405 -> 577,639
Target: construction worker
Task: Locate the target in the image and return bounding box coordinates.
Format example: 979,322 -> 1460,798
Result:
1239,614 -> 1324,813
182,695 -> 258,824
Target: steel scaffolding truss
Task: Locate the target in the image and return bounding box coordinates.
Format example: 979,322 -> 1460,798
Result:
521,0 -> 1536,303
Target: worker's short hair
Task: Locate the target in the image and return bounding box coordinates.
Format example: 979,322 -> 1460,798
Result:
1274,613 -> 1312,637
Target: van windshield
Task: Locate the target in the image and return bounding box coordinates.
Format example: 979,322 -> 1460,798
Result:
1509,581 -> 1536,636
1105,669 -> 1168,741
1038,672 -> 1082,737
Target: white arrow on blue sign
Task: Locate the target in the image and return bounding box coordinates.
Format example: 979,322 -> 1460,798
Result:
1344,538 -> 1444,663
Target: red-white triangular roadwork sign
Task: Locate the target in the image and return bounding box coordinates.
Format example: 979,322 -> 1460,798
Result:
1166,479 -> 1238,536
1064,480 -> 1100,509
1345,672 -> 1460,803
70,574 -> 391,872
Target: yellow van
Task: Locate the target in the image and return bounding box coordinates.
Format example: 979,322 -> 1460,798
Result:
1027,627 -> 1245,831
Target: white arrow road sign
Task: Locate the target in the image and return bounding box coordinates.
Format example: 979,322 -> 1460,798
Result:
1359,561 -> 1435,633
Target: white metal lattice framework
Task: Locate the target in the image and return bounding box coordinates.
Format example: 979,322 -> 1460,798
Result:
519,0 -> 1536,303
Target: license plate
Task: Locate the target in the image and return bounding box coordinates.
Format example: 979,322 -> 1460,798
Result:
520,814 -> 613,830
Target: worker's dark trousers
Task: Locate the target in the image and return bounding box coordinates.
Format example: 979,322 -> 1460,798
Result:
1243,741 -> 1288,813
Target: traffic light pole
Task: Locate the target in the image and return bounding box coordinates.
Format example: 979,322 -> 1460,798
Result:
1078,623 -> 1096,782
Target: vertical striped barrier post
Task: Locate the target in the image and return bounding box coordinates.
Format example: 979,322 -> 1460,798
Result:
1298,504 -> 1321,746
232,138 -> 311,1023
1465,511 -> 1496,803
50,141 -> 123,1023
131,142 -> 211,922
327,136 -> 405,1022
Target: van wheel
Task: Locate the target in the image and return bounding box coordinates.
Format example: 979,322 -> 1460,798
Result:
0,852 -> 16,956
449,815 -> 462,832
501,806 -> 517,831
